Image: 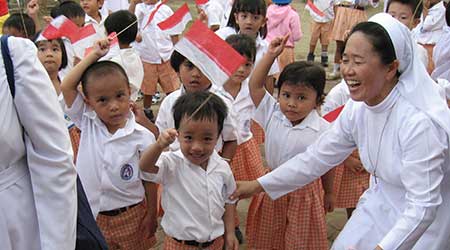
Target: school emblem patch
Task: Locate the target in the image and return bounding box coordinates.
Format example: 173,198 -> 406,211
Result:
120,164 -> 134,181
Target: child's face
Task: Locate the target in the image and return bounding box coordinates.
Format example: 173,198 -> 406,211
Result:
278,83 -> 318,126
388,2 -> 417,29
80,0 -> 103,16
229,57 -> 254,84
234,12 -> 266,37
84,73 -> 131,134
178,116 -> 219,169
70,16 -> 86,28
179,60 -> 212,93
37,40 -> 63,74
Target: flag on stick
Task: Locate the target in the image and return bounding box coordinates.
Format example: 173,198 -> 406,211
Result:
157,3 -> 192,35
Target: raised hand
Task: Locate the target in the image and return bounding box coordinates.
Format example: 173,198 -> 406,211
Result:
157,129 -> 178,149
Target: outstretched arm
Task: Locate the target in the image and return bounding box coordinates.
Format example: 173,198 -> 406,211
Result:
139,128 -> 178,173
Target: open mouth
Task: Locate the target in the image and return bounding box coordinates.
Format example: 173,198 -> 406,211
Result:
346,80 -> 361,90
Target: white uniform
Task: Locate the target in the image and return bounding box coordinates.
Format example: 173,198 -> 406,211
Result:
147,150 -> 236,242
321,80 -> 350,115
431,26 -> 450,81
412,1 -> 446,45
65,94 -> 156,218
0,36 -> 77,250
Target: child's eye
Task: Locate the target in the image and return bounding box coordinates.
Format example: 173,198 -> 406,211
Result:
116,92 -> 125,98
204,137 -> 213,142
38,47 -> 45,52
298,95 -> 306,100
97,97 -> 107,103
184,135 -> 192,141
183,61 -> 195,69
253,15 -> 263,21
281,92 -> 290,98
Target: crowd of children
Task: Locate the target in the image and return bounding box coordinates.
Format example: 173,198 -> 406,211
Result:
1,0 -> 450,249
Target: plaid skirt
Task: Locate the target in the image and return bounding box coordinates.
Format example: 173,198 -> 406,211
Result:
330,6 -> 367,41
68,126 -> 81,162
251,120 -> 265,145
333,163 -> 370,208
163,235 -> 224,250
230,137 -> 265,181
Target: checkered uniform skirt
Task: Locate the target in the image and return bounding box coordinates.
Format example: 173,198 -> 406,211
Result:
163,236 -> 224,250
246,179 -> 328,250
330,6 -> 367,41
230,137 -> 265,181
96,201 -> 156,250
250,120 -> 265,145
68,126 -> 80,162
333,163 -> 370,208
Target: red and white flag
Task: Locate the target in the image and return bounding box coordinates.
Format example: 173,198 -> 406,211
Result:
175,20 -> 246,86
72,24 -> 98,58
144,0 -> 168,29
323,105 -> 345,122
39,15 -> 79,42
305,0 -> 325,17
157,3 -> 192,35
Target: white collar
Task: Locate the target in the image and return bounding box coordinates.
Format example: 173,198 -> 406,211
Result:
274,106 -> 322,131
172,149 -> 224,172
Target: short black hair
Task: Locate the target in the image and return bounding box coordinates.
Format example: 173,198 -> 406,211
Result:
386,0 -> 422,18
225,34 -> 257,63
50,0 -> 85,19
35,37 -> 69,70
173,91 -> 228,135
3,13 -> 36,39
170,50 -> 187,73
226,0 -> 268,38
278,61 -> 326,105
105,10 -> 138,45
80,61 -> 129,97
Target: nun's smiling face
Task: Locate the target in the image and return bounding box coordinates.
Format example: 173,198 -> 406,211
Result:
341,32 -> 398,106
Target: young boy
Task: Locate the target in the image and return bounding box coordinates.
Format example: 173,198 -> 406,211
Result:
156,51 -> 239,162
139,91 -> 238,250
80,0 -> 107,39
134,0 -> 181,116
61,39 -> 157,250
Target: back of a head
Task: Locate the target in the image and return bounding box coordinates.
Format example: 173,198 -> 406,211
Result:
278,61 -> 326,104
50,0 -> 85,19
387,0 -> 423,18
105,10 -> 138,45
225,34 -> 257,63
80,61 -> 129,97
172,91 -> 228,135
227,0 -> 268,38
3,13 -> 36,39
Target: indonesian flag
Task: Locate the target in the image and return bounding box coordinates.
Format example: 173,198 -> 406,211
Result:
175,20 -> 246,86
84,32 -> 120,58
305,0 -> 325,17
195,0 -> 208,9
157,3 -> 192,35
40,15 -> 79,42
72,24 -> 98,58
323,105 -> 345,122
144,0 -> 168,29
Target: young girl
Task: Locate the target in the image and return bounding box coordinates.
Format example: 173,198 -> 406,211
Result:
245,36 -> 335,250
35,37 -> 82,159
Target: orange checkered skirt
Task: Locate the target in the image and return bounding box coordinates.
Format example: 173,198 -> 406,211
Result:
163,235 -> 224,250
96,201 -> 156,250
246,179 -> 328,250
230,137 -> 265,181
330,6 -> 367,42
333,164 -> 370,208
68,126 -> 81,162
250,120 -> 265,145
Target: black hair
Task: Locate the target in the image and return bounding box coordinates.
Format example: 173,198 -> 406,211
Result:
170,50 -> 187,73
173,91 -> 228,135
50,0 -> 85,19
226,0 -> 268,38
225,34 -> 257,63
3,13 -> 36,39
105,10 -> 138,45
80,61 -> 129,97
446,2 -> 450,26
34,36 -> 69,70
386,0 -> 422,18
277,61 -> 326,105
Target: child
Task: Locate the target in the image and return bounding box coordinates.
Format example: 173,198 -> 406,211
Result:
156,50 -> 239,162
2,13 -> 35,39
134,0 -> 181,116
386,0 -> 429,68
413,0 -> 446,73
104,10 -> 143,102
431,3 -> 450,81
197,0 -> 224,31
80,0 -> 107,39
266,0 -> 302,71
61,39 -> 157,250
139,91 -> 238,250
245,36 -> 335,250
101,0 -> 129,16
216,0 -> 280,95
306,0 -> 334,67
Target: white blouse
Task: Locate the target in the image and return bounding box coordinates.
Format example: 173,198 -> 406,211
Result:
259,86 -> 450,249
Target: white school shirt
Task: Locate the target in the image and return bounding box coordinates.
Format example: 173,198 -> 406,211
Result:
220,0 -> 233,28
203,0 -> 224,28
258,86 -> 450,250
431,26 -> 450,81
216,80 -> 256,144
321,80 -> 350,115
85,13 -> 108,40
134,2 -> 177,63
254,92 -> 330,169
0,36 -> 77,250
155,85 -> 239,151
102,0 -> 129,14
146,150 -> 236,242
65,94 -> 156,218
58,38 -> 76,80
216,27 -> 280,77
412,1 -> 446,45
308,0 -> 334,23
109,48 -> 144,102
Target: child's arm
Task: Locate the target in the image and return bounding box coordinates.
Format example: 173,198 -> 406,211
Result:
139,181 -> 158,238
249,35 -> 289,107
321,169 -> 336,213
223,204 -> 239,250
27,0 -> 41,33
60,39 -> 110,107
221,140 -> 237,162
139,128 -> 178,173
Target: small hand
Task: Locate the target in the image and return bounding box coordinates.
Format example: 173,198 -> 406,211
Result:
230,180 -> 263,200
93,39 -> 110,57
157,129 -> 178,149
42,16 -> 53,26
343,154 -> 365,174
130,102 -> 151,127
225,233 -> 239,250
136,33 -> 143,43
323,193 -> 335,213
139,211 -> 157,239
27,0 -> 39,16
197,8 -> 208,25
267,34 -> 290,58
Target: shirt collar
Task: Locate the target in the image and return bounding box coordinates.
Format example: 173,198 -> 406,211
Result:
173,149 -> 223,173
83,109 -> 139,139
85,12 -> 106,25
273,106 -> 321,131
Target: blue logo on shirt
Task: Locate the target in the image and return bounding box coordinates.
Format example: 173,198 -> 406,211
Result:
120,164 -> 134,181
